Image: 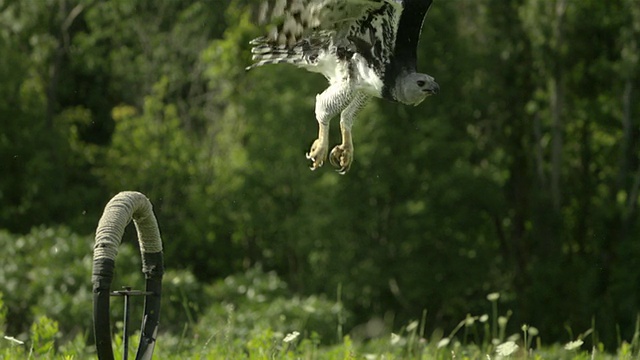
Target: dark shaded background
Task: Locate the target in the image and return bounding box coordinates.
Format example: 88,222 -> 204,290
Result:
1,0 -> 639,347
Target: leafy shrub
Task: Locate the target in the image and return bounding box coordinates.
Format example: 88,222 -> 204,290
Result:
191,266 -> 348,346
0,226 -> 156,342
0,226 -> 233,345
0,292 -> 6,333
160,269 -> 206,330
30,316 -> 59,356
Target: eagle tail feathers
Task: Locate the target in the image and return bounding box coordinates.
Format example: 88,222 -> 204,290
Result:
247,37 -> 322,71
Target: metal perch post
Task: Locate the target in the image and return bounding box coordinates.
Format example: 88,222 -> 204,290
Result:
92,191 -> 164,360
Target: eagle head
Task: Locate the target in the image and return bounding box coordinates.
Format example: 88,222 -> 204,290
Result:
395,72 -> 439,106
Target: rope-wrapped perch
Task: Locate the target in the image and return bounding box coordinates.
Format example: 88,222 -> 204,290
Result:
92,191 -> 164,360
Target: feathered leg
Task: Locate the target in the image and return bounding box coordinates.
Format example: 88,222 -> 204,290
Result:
306,81 -> 354,170
329,92 -> 370,174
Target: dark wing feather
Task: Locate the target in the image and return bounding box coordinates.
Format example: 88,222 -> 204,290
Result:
381,0 -> 433,100
390,0 -> 433,71
251,0 -> 433,83
256,0 -> 396,47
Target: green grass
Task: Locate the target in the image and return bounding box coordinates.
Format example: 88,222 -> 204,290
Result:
2,228 -> 634,359
2,295 -> 639,360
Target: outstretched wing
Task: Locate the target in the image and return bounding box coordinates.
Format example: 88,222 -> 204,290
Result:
380,0 -> 434,100
253,0 -> 406,74
251,0 -> 435,93
387,0 -> 433,72
256,0 -> 401,47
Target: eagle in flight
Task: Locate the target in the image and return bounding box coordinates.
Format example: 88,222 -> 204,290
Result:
247,0 -> 439,174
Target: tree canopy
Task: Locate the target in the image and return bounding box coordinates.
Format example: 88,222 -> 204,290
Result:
2,0 -> 640,347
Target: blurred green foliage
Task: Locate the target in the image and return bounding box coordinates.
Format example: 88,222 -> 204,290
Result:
0,227 -> 135,340
195,266 -> 348,344
1,0 -> 640,352
0,228 -> 345,357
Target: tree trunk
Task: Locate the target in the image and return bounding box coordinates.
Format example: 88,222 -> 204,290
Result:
549,0 -> 567,210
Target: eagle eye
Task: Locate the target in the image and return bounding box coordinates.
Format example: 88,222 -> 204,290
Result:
416,80 -> 426,87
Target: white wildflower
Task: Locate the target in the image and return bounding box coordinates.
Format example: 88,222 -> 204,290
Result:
507,334 -> 520,342
283,331 -> 300,343
390,333 -> 401,345
479,314 -> 489,323
487,292 -> 500,302
564,339 -> 584,350
406,320 -> 419,332
498,316 -> 508,327
3,336 -> 24,345
496,341 -> 519,356
437,337 -> 450,348
465,314 -> 476,326
527,326 -> 539,336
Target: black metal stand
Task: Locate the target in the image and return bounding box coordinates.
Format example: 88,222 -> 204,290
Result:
110,287 -> 153,360
92,192 -> 164,360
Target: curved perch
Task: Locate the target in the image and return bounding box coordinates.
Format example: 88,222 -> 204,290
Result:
92,191 -> 164,360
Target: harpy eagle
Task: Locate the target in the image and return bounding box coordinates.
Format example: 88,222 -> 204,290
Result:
247,0 -> 439,174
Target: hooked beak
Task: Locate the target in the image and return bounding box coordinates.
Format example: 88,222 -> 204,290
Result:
423,80 -> 439,95
414,80 -> 439,106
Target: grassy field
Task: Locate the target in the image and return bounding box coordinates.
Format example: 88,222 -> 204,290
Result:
2,294 -> 638,360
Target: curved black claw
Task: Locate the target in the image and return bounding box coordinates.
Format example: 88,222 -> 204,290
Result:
306,139 -> 327,171
306,151 -> 323,171
329,145 -> 352,175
